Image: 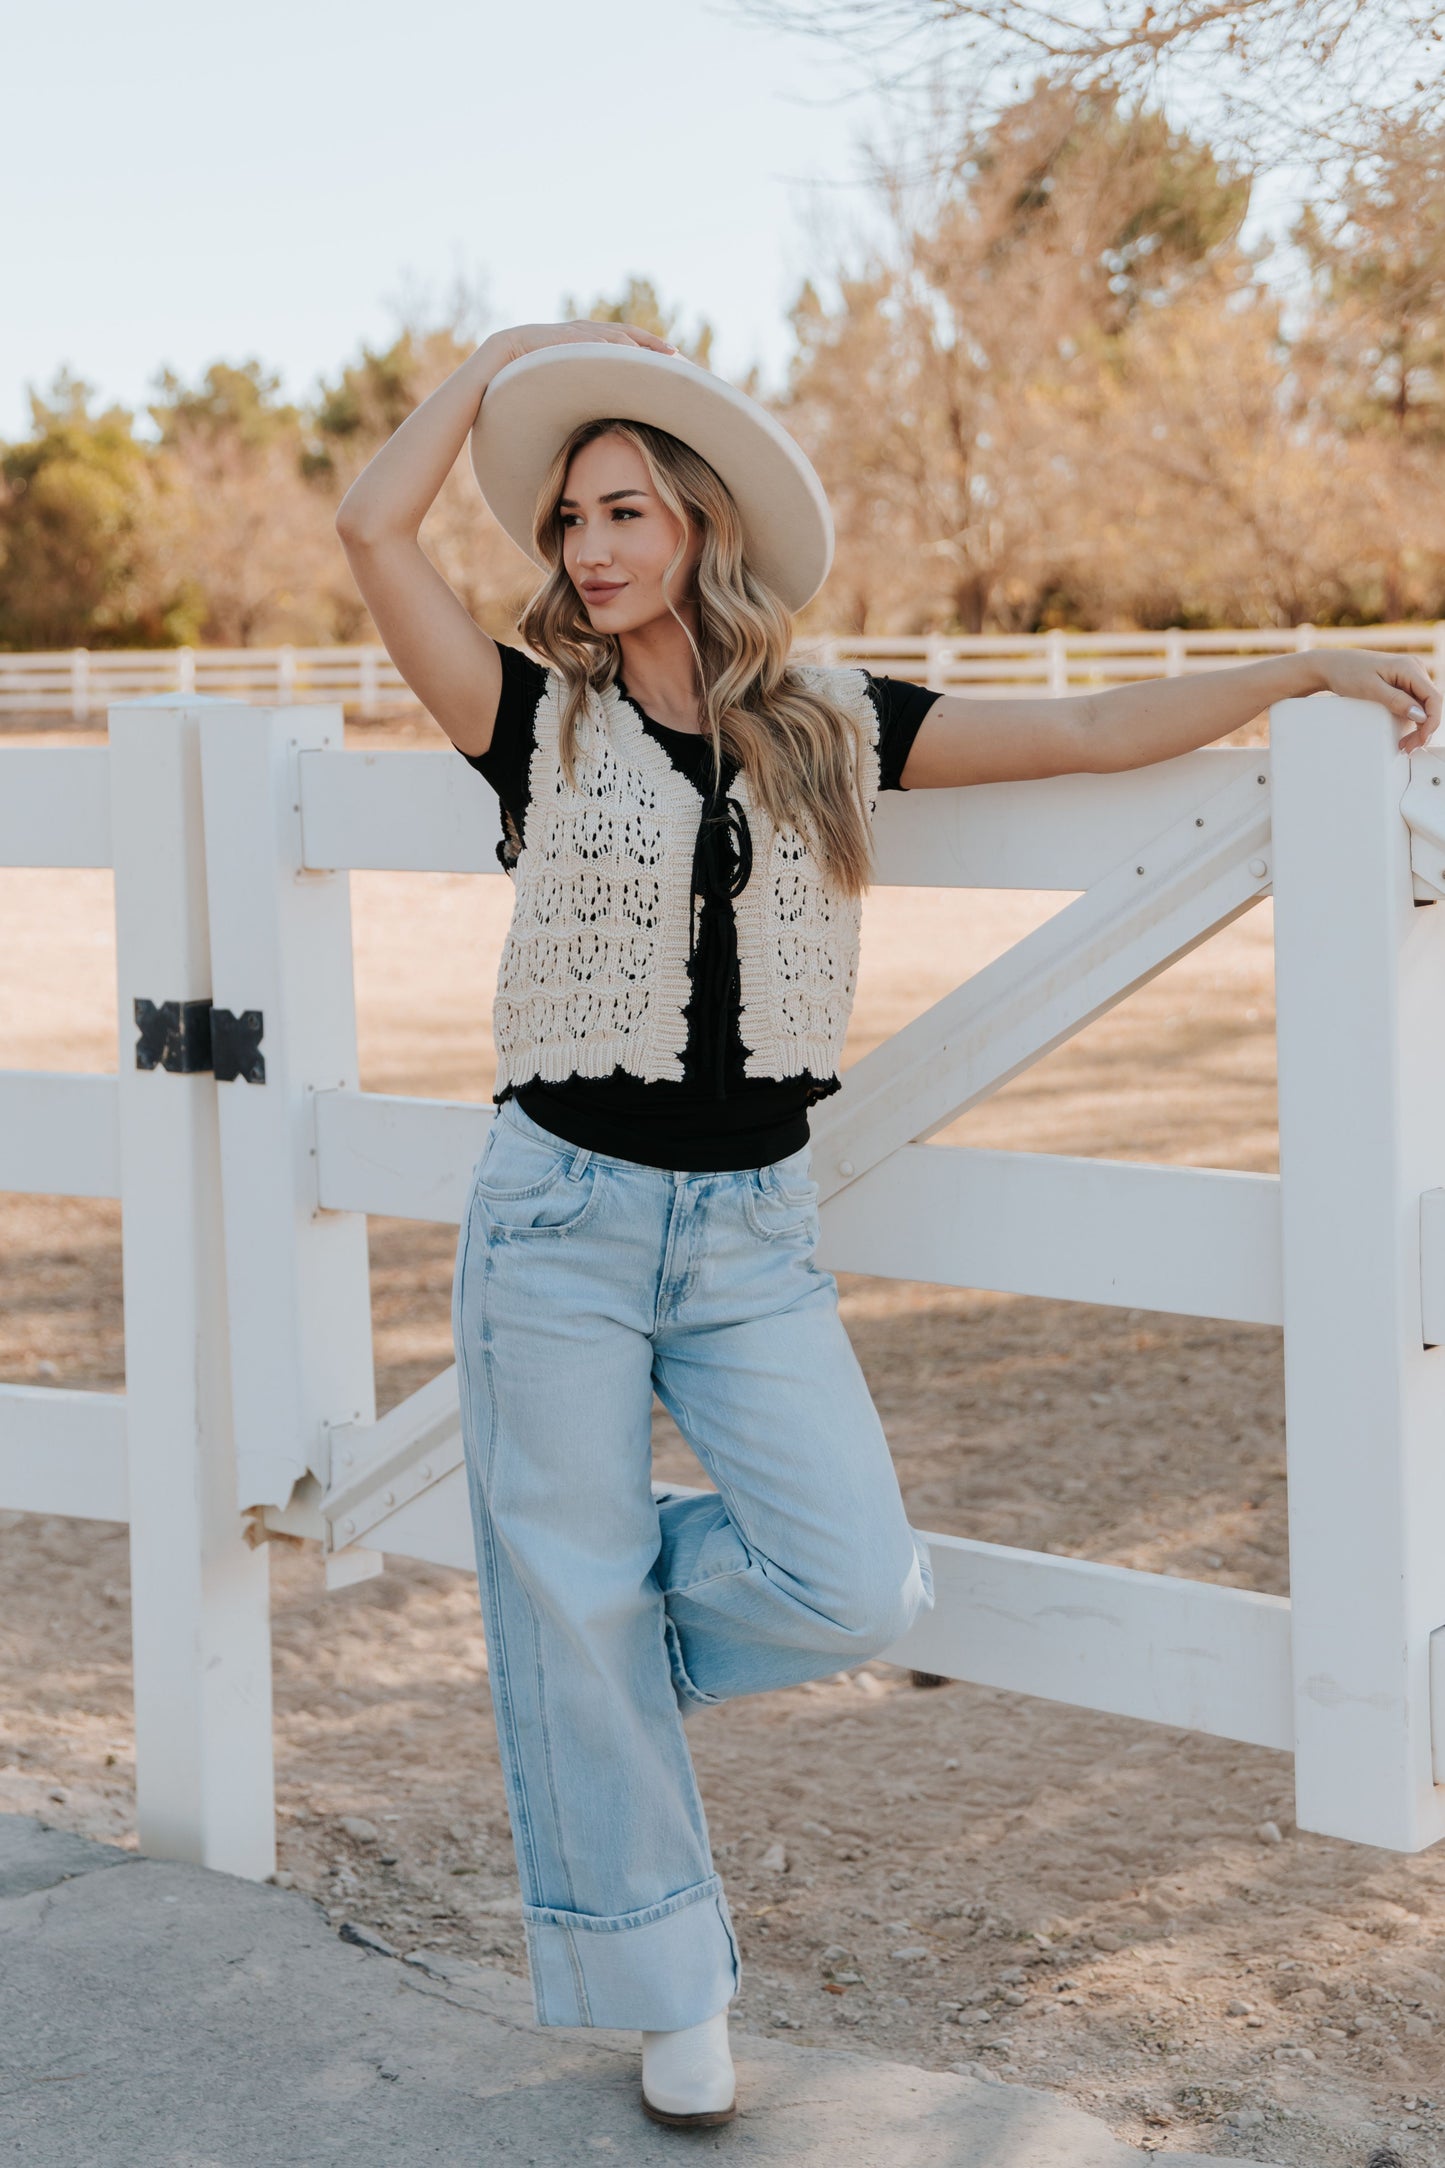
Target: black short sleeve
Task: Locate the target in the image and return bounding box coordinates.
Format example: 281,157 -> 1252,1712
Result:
865,673 -> 942,791
456,653 -> 938,870
455,643 -> 550,872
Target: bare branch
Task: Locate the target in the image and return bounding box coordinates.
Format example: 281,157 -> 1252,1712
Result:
731,0 -> 1445,172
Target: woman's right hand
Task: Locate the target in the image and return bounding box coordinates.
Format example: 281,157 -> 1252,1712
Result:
479,319 -> 677,371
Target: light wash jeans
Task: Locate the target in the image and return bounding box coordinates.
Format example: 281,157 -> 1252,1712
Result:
450,1095 -> 935,2032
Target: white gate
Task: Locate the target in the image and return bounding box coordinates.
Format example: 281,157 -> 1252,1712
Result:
3,691 -> 1445,1876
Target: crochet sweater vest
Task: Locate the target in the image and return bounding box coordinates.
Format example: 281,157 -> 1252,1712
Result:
491,664 -> 881,1094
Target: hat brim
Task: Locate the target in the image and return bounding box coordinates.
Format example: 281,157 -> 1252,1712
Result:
468,343 -> 833,613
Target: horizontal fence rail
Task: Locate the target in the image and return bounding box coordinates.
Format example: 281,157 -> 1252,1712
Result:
300,740 -> 1262,887
0,746 -> 113,860
0,1383 -> 128,1521
0,1071 -> 120,1196
896,1531 -> 1295,1752
307,1088 -> 1282,1323
825,624 -> 1445,698
3,623 -> 1443,716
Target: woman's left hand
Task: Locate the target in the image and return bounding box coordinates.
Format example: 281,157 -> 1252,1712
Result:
1311,647 -> 1442,753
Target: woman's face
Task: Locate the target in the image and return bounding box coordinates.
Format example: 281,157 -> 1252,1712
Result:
558,432 -> 701,635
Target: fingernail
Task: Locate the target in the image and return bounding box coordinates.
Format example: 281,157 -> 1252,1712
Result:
1409,704 -> 1427,722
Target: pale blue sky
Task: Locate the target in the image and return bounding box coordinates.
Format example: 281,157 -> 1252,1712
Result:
2,0 -> 884,442
3,1 -> 1304,448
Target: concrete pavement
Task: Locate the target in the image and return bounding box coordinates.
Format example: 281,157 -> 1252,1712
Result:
0,1812 -> 1279,2167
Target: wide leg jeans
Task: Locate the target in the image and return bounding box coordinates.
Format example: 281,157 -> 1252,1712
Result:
450,1095 -> 935,2031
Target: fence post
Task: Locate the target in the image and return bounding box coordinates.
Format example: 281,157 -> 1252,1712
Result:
71,647 -> 91,721
108,696 -> 277,1879
1271,693 -> 1445,1849
1046,627 -> 1068,693
198,704 -> 376,1519
360,647 -> 379,720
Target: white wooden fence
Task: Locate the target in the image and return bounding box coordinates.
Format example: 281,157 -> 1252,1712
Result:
3,692 -> 1445,1883
4,623 -> 1444,717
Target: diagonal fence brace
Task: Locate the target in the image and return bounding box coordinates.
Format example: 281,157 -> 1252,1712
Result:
811,760 -> 1274,1201
319,1364 -> 464,1557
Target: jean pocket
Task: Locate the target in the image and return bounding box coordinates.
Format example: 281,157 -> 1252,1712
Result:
743,1158 -> 818,1241
477,1165 -> 600,1236
475,1119 -> 600,1235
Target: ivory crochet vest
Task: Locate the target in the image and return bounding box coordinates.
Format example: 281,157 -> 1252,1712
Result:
491,663 -> 881,1094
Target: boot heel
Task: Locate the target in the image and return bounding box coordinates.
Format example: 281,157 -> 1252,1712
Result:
640,2093 -> 737,2128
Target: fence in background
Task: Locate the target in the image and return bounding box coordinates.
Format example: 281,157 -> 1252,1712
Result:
3,624 -> 1444,718
2,693 -> 1445,1883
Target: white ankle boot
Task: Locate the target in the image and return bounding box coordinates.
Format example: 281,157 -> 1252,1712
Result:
640,2007 -> 737,2126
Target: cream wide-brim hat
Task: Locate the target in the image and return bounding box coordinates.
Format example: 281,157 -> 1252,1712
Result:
468,343 -> 834,613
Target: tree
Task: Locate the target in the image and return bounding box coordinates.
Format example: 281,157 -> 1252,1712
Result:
310,301 -> 542,643
306,335 -> 426,482
150,358 -> 303,454
144,358 -> 337,646
1058,278 -> 1354,626
561,276 -> 715,368
0,371 -> 172,649
781,82 -> 1257,632
730,0 -> 1443,170
1292,114 -> 1445,442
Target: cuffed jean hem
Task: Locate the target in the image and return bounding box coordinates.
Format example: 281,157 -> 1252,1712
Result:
522,1873 -> 742,2029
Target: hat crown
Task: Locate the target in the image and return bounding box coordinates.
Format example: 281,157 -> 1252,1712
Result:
469,343 -> 833,612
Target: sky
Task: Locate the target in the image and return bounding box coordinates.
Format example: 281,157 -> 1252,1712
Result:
3,0 -> 1311,450
2,0 -> 891,444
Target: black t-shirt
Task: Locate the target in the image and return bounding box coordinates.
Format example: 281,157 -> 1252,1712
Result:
457,645 -> 940,1171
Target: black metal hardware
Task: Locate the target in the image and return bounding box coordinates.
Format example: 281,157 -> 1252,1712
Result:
211,1008 -> 266,1084
134,997 -> 213,1074
133,999 -> 265,1082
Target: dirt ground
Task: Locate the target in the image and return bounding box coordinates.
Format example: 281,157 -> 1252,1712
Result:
3,712 -> 1443,2168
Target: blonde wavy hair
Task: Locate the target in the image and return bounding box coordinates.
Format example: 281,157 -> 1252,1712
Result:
516,417 -> 875,899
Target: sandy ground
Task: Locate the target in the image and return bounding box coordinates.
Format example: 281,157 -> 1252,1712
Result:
2,712 -> 1442,2167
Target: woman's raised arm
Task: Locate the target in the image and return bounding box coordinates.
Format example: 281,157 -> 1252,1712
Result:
335,320 -> 674,760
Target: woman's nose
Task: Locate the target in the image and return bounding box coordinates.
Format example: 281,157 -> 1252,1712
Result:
574,524 -> 613,566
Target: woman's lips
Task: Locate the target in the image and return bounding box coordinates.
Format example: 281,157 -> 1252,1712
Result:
581,582 -> 626,600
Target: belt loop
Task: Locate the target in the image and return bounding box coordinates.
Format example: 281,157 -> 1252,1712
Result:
567,1145 -> 593,1182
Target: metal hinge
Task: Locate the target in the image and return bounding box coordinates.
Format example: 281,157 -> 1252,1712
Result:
1404,760 -> 1445,905
1424,1189 -> 1445,1350
133,998 -> 266,1082
212,1008 -> 266,1083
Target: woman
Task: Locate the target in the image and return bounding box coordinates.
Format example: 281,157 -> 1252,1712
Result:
335,318 -> 1439,2130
